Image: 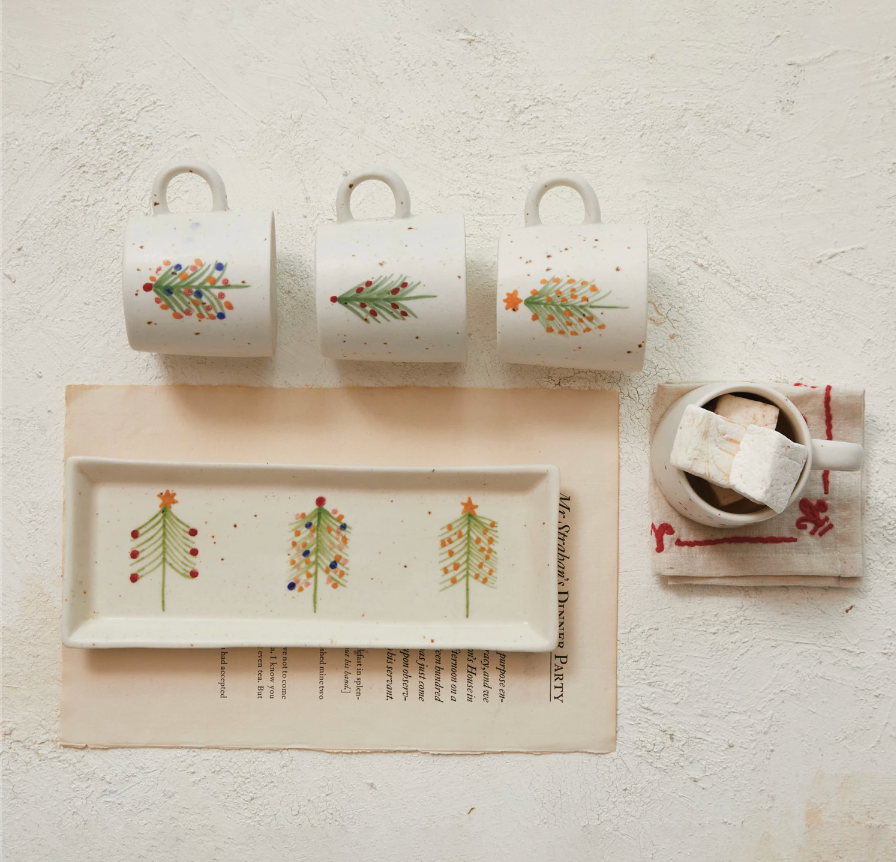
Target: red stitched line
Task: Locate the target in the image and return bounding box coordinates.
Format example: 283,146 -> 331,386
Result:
822,384 -> 833,494
674,536 -> 798,547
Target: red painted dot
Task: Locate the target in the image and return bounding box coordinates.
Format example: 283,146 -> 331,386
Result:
189,569 -> 199,578
359,302 -> 367,308
222,278 -> 229,285
330,296 -> 338,303
218,292 -> 225,299
391,288 -> 400,295
142,283 -> 153,292
391,302 -> 399,308
130,549 -> 140,559
400,310 -> 408,316
370,309 -> 378,317
316,496 -> 326,507
365,280 -> 373,287
189,547 -> 199,556
184,288 -> 192,296
129,573 -> 139,583
401,282 -> 408,288
131,529 -> 140,539
356,286 -> 364,294
189,528 -> 198,536
154,297 -> 162,304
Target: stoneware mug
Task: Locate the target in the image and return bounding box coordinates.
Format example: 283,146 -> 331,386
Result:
651,382 -> 864,527
316,168 -> 467,362
496,174 -> 648,371
123,161 -> 276,357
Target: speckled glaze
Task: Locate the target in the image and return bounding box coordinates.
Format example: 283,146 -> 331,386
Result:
315,169 -> 467,362
497,174 -> 648,370
651,382 -> 864,527
122,161 -> 276,357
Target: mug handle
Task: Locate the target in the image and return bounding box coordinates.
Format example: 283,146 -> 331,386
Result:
336,169 -> 412,223
151,161 -> 228,214
524,174 -> 602,227
811,439 -> 864,472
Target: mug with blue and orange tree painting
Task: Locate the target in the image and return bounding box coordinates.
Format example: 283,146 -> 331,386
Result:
122,161 -> 276,357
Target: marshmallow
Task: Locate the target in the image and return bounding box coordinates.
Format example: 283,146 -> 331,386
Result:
730,426 -> 808,513
701,483 -> 745,509
671,405 -> 746,488
714,394 -> 779,429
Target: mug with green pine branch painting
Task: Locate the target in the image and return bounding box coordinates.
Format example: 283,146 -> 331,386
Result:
496,174 -> 648,371
123,161 -> 276,357
316,168 -> 467,362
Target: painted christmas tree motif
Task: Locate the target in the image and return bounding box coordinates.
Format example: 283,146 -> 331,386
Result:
128,490 -> 199,612
287,496 -> 350,612
330,274 -> 435,323
141,258 -> 249,321
504,276 -> 627,336
439,497 -> 499,618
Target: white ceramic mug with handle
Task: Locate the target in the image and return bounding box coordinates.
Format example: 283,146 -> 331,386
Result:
315,168 -> 467,362
651,382 -> 864,527
122,161 -> 276,357
496,174 -> 648,371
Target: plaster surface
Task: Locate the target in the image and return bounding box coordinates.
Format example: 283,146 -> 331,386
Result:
3,1 -> 896,859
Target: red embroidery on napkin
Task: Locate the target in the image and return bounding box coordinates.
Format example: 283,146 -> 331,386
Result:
674,536 -> 797,547
822,384 -> 833,494
796,498 -> 833,536
651,522 -> 675,553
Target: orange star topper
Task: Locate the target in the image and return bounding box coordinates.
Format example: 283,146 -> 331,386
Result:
157,489 -> 178,508
503,290 -> 522,312
461,496 -> 479,514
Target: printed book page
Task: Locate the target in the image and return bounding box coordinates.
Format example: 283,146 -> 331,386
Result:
61,385 -> 618,752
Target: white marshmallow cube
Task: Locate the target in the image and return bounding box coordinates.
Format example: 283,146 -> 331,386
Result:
671,405 -> 746,488
714,394 -> 779,429
730,426 -> 808,513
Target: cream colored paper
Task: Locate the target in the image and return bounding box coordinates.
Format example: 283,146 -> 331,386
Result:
61,385 -> 619,752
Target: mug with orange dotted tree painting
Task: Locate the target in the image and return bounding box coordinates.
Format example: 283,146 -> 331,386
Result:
286,497 -> 350,613
123,160 -> 276,357
439,497 -> 498,618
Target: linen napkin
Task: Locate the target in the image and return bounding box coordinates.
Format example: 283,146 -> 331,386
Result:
650,383 -> 864,587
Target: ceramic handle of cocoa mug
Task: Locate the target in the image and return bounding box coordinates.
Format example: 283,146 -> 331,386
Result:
151,161 -> 228,214
811,439 -> 864,472
336,169 -> 412,223
524,174 -> 602,227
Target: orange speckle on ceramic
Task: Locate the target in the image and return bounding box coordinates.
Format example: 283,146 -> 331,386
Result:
163,259 -> 171,265
207,277 -> 217,286
530,289 -> 539,295
590,285 -> 598,292
450,576 -> 457,584
487,537 -> 494,545
160,303 -> 169,310
570,331 -> 579,336
443,567 -> 449,574
598,323 -> 606,329
179,272 -> 189,281
475,537 -> 481,544
341,535 -> 348,545
482,577 -> 489,584
564,309 -> 573,317
194,258 -> 203,266
552,277 -> 561,283
453,562 -> 460,571
291,540 -> 297,547
531,313 -> 538,321
478,561 -> 484,569
546,326 -> 554,333
540,278 -> 548,284
448,549 -> 454,557
149,276 -> 156,282
172,312 -> 183,319
490,521 -> 496,527
297,586 -> 304,592
474,573 -> 480,580
197,313 -> 205,319
545,296 -> 553,303
581,280 -> 588,285
335,554 -> 342,562
290,559 -> 296,566
587,315 -> 594,322
488,569 -> 493,575
583,327 -> 592,333
456,530 -> 463,538
440,539 -> 446,548
331,582 -> 338,589
338,570 -> 344,578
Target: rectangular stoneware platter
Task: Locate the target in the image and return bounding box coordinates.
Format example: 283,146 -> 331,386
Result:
63,457 -> 560,651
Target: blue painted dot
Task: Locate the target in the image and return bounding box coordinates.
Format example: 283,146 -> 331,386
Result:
329,561 -> 337,570
173,264 -> 182,271
165,287 -> 173,295
339,523 -> 347,530
287,581 -> 296,591
194,289 -> 203,298
217,312 -> 226,320
215,262 -> 224,271
302,549 -> 310,558
305,522 -> 312,529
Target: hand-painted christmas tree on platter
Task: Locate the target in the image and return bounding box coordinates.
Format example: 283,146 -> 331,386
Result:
287,496 -> 350,612
439,497 -> 498,618
504,276 -> 627,336
330,274 -> 435,323
128,490 -> 200,611
142,258 -> 249,321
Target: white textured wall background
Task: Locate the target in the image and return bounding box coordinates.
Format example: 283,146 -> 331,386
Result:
3,1 -> 896,859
